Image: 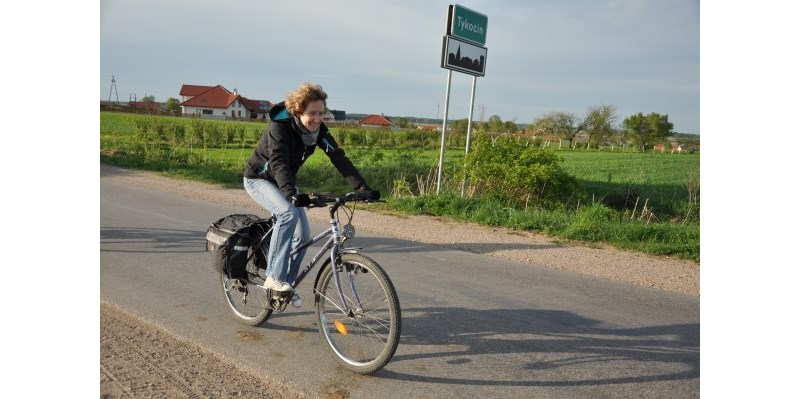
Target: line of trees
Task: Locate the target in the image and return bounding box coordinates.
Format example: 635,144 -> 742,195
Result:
139,95 -> 183,113
529,106 -> 676,150
436,106 -> 681,151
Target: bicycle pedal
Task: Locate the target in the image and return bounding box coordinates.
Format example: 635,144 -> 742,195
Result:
265,288 -> 293,298
269,296 -> 289,312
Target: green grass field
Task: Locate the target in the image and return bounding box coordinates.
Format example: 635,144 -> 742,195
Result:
100,111 -> 700,261
557,151 -> 700,219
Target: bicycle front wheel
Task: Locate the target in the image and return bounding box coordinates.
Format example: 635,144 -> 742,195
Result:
314,253 -> 401,375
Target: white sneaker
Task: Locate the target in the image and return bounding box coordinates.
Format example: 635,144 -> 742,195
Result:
291,292 -> 302,308
262,276 -> 292,293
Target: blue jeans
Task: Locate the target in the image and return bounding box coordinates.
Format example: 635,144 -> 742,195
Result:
243,178 -> 310,285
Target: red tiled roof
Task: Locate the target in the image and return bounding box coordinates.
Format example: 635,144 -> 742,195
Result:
359,114 -> 393,126
180,85 -> 238,108
239,96 -> 272,113
179,84 -> 214,96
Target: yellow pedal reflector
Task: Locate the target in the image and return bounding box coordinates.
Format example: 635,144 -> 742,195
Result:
334,320 -> 348,335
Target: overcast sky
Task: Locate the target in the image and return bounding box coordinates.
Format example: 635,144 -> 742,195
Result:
100,0 -> 700,133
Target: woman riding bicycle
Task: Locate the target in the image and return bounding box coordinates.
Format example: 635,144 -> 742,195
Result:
243,82 -> 379,308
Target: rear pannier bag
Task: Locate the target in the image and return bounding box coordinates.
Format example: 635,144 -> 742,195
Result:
206,214 -> 263,278
247,219 -> 274,270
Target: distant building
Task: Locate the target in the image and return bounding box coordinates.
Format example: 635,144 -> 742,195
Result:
179,84 -> 271,120
330,110 -> 346,121
359,114 -> 393,128
179,84 -> 214,103
127,101 -> 161,113
415,123 -> 440,131
239,97 -> 272,120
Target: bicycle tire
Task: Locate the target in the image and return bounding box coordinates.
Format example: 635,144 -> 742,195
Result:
314,253 -> 401,375
221,245 -> 272,326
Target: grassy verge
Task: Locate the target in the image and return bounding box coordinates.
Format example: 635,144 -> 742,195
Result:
387,195 -> 698,260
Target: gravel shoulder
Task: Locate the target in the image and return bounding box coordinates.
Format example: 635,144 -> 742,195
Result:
100,302 -> 309,399
99,163 -> 699,398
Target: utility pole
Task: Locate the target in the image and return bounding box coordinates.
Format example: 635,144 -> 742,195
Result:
108,75 -> 119,105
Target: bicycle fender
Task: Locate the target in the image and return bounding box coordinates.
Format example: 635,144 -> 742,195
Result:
311,249 -> 362,294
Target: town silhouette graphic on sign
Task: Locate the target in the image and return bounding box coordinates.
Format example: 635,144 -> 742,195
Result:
447,45 -> 485,74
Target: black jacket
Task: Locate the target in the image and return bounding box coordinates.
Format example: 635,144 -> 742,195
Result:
244,102 -> 367,198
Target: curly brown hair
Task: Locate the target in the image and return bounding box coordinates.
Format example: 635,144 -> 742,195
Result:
285,82 -> 328,116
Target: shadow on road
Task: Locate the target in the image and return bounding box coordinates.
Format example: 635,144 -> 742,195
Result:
379,306 -> 699,387
347,235 -> 562,256
101,227 -> 206,253
100,227 -> 562,257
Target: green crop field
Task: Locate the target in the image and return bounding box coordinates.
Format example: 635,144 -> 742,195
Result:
557,151 -> 700,219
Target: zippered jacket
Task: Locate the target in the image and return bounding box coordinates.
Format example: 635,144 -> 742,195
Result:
244,102 -> 367,198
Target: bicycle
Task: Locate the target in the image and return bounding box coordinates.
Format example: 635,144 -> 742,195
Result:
216,192 -> 401,375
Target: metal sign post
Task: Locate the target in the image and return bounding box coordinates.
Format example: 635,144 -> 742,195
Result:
465,75 -> 477,154
436,70 -> 453,195
460,75 -> 478,195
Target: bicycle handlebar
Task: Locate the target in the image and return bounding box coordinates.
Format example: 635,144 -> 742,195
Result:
305,192 -> 384,209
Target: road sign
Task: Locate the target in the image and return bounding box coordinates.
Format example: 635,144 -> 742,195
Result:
441,35 -> 487,77
437,5 -> 488,194
447,4 -> 488,45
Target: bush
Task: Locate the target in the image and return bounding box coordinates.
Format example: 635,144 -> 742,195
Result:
462,133 -> 581,208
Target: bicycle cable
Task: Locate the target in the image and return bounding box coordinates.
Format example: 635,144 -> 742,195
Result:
339,199 -> 355,226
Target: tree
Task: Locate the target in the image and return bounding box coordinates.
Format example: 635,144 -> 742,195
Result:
165,97 -> 181,112
531,111 -> 584,147
647,112 -> 674,144
622,113 -> 648,150
503,120 -> 518,133
584,105 -> 618,148
486,115 -> 504,132
142,95 -> 156,103
394,117 -> 409,128
450,118 -> 470,134
622,112 -> 674,150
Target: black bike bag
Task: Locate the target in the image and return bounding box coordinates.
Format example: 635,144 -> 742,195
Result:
205,214 -> 263,278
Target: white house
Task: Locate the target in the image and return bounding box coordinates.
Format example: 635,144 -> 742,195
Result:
179,84 -> 270,120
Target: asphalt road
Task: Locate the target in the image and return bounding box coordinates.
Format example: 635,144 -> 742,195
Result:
100,176 -> 699,399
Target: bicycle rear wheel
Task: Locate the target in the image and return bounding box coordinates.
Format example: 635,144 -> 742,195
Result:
314,253 -> 401,375
221,246 -> 272,326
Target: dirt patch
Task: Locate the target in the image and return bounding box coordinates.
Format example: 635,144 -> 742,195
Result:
100,302 -> 309,399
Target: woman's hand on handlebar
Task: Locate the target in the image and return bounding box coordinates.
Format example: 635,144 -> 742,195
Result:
358,185 -> 381,201
290,193 -> 311,207
345,190 -> 381,203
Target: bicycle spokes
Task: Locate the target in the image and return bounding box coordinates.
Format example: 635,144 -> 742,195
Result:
315,254 -> 400,374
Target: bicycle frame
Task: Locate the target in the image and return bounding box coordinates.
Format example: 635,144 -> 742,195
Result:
248,201 -> 358,313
